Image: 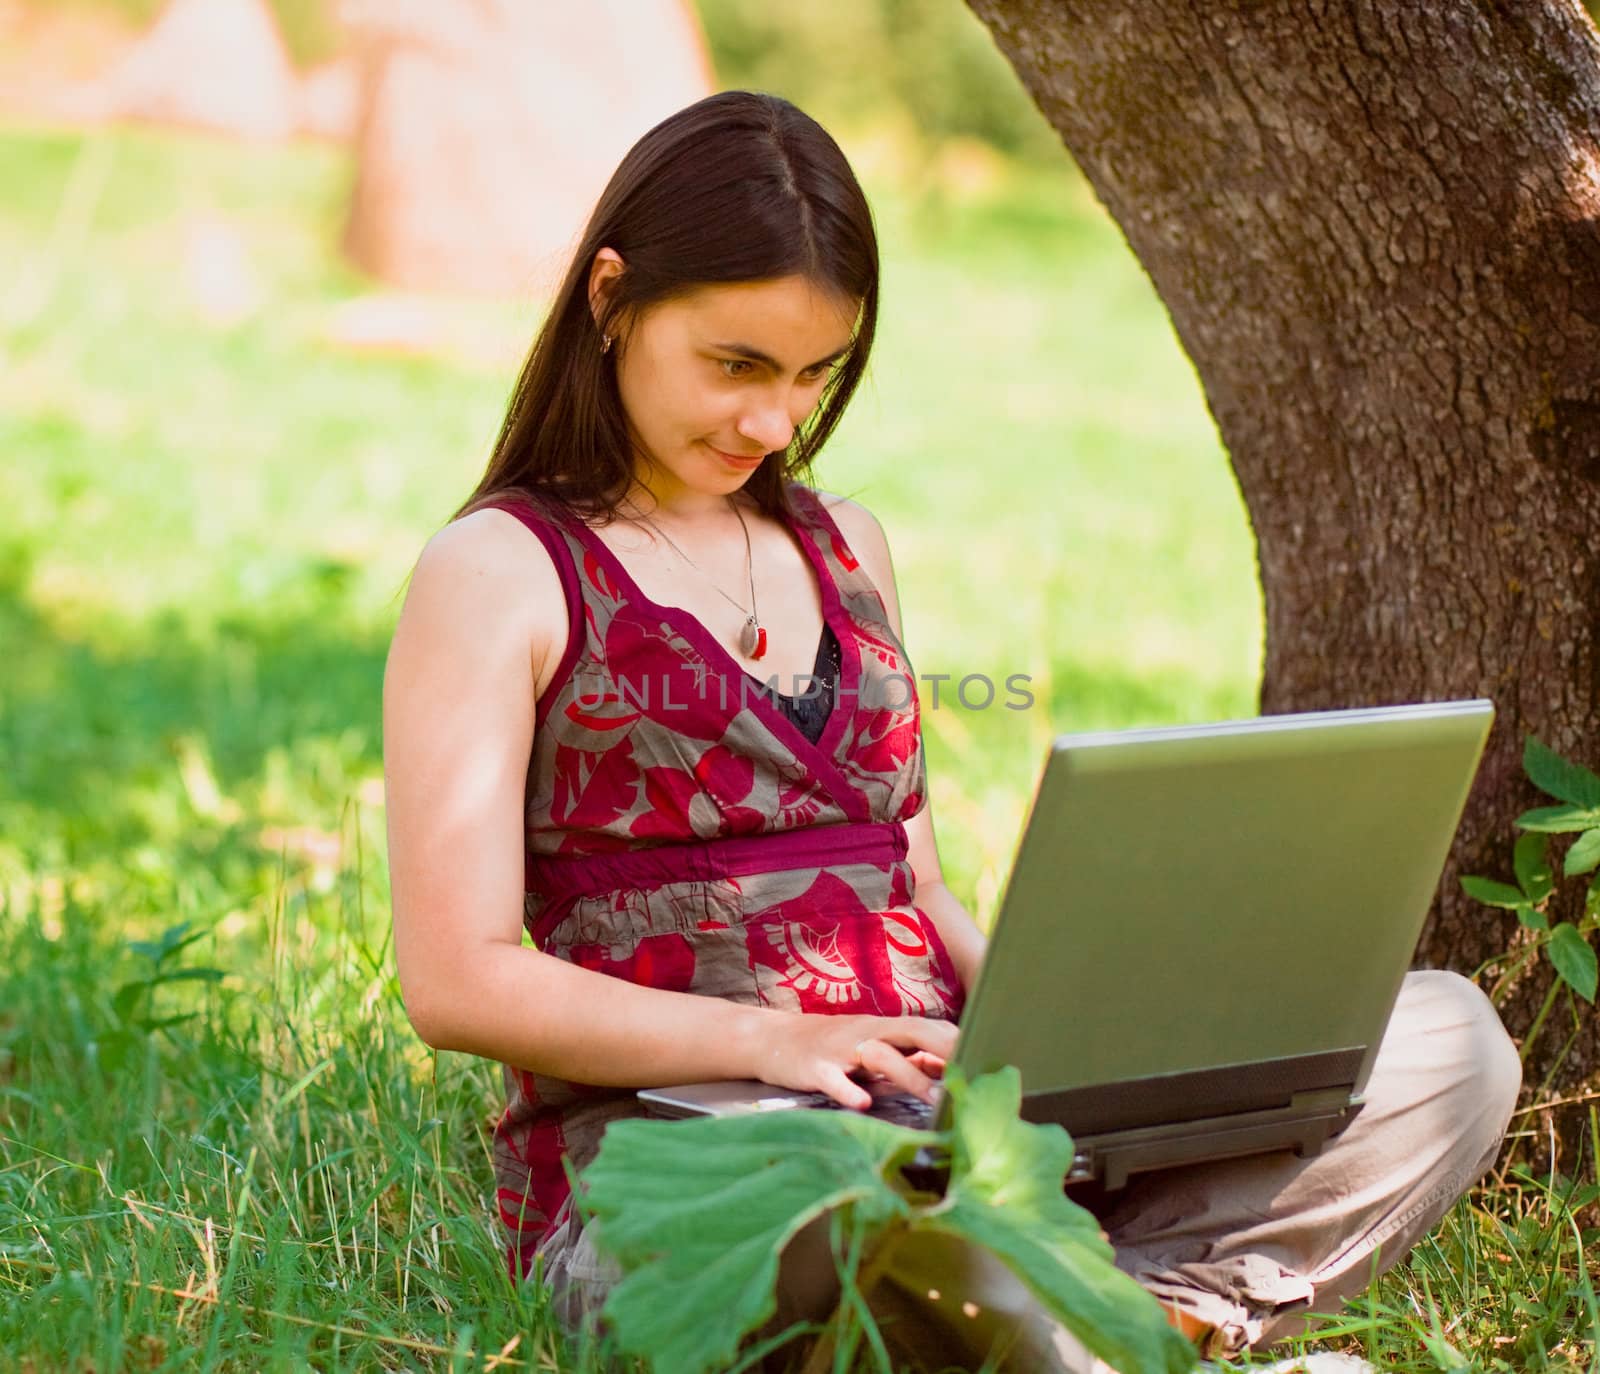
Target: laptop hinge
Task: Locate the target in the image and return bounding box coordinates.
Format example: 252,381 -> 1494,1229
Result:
1071,1093 -> 1364,1191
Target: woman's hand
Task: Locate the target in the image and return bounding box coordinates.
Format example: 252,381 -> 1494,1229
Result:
751,1011 -> 959,1111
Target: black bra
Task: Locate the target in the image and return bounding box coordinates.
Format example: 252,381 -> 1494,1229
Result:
742,624 -> 843,745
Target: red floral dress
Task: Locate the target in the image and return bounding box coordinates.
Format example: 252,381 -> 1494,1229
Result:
482,483 -> 965,1283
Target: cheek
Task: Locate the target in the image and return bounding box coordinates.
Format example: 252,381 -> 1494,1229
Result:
687,381 -> 740,426
623,363 -> 694,434
622,358 -> 741,439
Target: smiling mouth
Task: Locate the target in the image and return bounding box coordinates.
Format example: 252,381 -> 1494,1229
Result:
711,445 -> 766,461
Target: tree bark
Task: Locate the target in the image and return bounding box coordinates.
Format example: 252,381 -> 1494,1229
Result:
964,0 -> 1600,1163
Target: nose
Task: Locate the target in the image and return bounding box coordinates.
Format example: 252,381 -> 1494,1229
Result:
736,398 -> 796,454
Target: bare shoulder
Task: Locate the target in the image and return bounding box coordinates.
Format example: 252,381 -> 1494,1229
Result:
810,488 -> 895,571
809,488 -> 904,628
395,506 -> 569,687
415,506 -> 561,589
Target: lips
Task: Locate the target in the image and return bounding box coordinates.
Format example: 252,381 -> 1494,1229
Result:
709,445 -> 766,464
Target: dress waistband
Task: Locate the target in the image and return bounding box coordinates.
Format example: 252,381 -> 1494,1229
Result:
524,821 -> 909,903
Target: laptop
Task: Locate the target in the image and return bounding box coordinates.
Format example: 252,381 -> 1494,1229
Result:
639,700 -> 1495,1189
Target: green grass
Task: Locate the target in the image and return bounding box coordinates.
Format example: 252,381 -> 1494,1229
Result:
0,119 -> 1594,1371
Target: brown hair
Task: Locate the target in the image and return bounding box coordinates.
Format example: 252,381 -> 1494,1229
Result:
455,90 -> 879,526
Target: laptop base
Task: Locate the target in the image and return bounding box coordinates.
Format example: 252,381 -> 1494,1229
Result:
637,1081 -> 1364,1192
1072,1090 -> 1366,1190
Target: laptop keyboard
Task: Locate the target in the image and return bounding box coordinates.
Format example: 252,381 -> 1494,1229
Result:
868,1092 -> 938,1128
769,1089 -> 937,1129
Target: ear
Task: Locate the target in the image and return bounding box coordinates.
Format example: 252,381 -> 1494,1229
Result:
587,248 -> 625,328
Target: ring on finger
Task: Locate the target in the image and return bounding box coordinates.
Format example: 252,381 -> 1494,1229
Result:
853,1038 -> 872,1061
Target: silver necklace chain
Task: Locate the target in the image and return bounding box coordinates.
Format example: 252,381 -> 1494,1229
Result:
622,495 -> 766,657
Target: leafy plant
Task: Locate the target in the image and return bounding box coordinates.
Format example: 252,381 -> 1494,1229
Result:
578,1065 -> 1194,1374
101,919 -> 225,1070
1462,738 -> 1600,1056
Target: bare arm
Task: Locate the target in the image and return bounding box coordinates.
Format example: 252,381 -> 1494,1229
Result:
383,509 -> 954,1109
821,495 -> 989,995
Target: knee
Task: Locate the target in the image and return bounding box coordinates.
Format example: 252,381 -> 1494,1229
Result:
1405,969 -> 1522,1170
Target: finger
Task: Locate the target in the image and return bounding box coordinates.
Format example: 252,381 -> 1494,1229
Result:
860,1039 -> 938,1105
906,1050 -> 946,1079
818,1062 -> 874,1111
872,1016 -> 959,1059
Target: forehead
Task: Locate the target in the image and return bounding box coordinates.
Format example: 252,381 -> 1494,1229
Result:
667,276 -> 858,354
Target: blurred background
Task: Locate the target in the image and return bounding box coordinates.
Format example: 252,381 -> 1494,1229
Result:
0,6 -> 1264,1360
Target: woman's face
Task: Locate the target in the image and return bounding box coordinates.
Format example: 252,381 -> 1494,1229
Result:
598,261 -> 859,504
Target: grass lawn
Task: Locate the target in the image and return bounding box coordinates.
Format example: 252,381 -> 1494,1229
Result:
0,119 -> 1593,1370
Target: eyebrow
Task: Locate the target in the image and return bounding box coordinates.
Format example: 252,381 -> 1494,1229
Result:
706,341 -> 852,371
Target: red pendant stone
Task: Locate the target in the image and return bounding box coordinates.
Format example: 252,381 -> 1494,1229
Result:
751,625 -> 768,660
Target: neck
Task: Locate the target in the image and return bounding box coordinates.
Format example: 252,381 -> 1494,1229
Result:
621,467 -> 745,524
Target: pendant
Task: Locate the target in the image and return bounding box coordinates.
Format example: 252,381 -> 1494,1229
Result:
741,615 -> 768,660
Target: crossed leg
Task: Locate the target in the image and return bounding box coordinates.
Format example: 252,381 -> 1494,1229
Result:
1095,969 -> 1521,1359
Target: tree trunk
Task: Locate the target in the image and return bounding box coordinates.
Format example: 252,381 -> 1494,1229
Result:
964,0 -> 1600,1165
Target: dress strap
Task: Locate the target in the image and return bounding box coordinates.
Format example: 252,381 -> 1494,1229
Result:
480,496 -> 587,730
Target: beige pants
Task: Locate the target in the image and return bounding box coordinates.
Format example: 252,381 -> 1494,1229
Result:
550,970 -> 1522,1371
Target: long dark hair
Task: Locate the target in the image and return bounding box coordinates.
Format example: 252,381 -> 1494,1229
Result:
455,90 -> 880,526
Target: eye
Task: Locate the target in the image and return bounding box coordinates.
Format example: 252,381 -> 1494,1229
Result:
717,358 -> 837,382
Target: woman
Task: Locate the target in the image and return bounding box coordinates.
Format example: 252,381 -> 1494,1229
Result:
383,90 -> 1521,1370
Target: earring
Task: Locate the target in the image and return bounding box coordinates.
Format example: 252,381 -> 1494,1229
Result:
601,332 -> 613,354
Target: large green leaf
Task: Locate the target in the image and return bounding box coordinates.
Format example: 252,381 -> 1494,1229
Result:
1563,829 -> 1600,878
923,1069 -> 1194,1374
1547,923 -> 1599,1003
581,1109 -> 926,1374
581,1070 -> 1193,1374
1516,804 -> 1600,834
1524,737 -> 1600,809
1514,833 -> 1554,902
